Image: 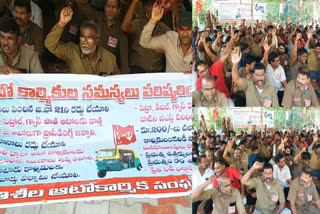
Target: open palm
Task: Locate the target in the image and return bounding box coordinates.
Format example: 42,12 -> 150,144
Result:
151,4 -> 164,22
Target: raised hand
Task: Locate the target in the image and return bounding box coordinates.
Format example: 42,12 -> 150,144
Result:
296,32 -> 302,41
231,47 -> 242,64
307,29 -> 313,40
252,161 -> 263,171
272,27 -> 277,37
151,3 -> 164,24
59,7 -> 73,27
263,39 -> 270,51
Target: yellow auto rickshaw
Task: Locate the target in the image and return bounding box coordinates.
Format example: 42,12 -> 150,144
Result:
95,148 -> 142,178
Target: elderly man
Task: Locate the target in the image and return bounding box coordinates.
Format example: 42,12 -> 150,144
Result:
192,76 -> 229,107
282,65 -> 318,107
139,3 -> 192,73
0,18 -> 43,74
241,162 -> 291,214
231,48 -> 279,107
288,167 -> 320,214
192,174 -> 246,214
45,6 -> 119,75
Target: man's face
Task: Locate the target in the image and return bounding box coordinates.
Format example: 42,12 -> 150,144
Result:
254,34 -> 259,43
234,149 -> 241,160
278,46 -> 285,55
253,149 -> 258,156
277,157 -> 285,168
214,162 -> 225,176
207,41 -> 212,49
316,147 -> 320,154
300,172 -> 312,187
298,53 -> 307,64
105,0 -> 120,21
79,27 -> 98,55
201,79 -> 216,101
314,47 -> 320,61
247,62 -> 255,72
177,26 -> 192,46
298,142 -> 305,150
253,69 -> 265,87
0,31 -> 19,56
297,40 -> 302,50
14,6 -> 31,26
205,150 -> 213,162
262,168 -> 273,183
302,158 -> 310,166
285,148 -> 291,156
198,157 -> 209,170
243,47 -> 250,55
296,73 -> 309,88
219,178 -> 232,195
271,56 -> 280,68
275,134 -> 281,141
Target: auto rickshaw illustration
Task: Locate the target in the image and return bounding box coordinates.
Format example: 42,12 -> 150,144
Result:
95,148 -> 142,178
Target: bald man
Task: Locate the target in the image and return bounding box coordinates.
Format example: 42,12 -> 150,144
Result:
192,76 -> 229,107
192,174 -> 246,214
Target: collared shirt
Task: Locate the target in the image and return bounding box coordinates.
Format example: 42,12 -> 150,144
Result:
248,176 -> 285,214
281,80 -> 319,107
76,0 -> 129,74
21,21 -> 43,55
250,40 -> 262,58
265,64 -> 286,92
129,19 -> 170,72
273,164 -> 291,188
213,167 -> 242,191
0,45 -> 43,73
228,156 -> 248,174
192,90 -> 229,107
307,49 -> 320,72
192,165 -> 214,190
9,0 -> 43,29
194,187 -> 246,214
240,78 -> 279,107
45,24 -> 119,75
139,22 -> 192,73
288,177 -> 320,208
310,151 -> 320,170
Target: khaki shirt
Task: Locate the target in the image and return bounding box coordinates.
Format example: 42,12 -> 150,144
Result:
76,0 -> 129,74
289,61 -> 300,81
129,19 -> 170,72
250,40 -> 262,58
45,24 -> 119,75
140,22 -> 192,73
310,151 -> 320,170
248,177 -> 285,214
229,157 -> 248,174
282,80 -> 319,107
194,187 -> 246,214
22,21 -> 43,55
288,177 -> 320,208
293,160 -> 305,179
192,90 -> 229,107
240,78 -> 279,107
260,143 -> 271,160
307,49 -> 320,72
0,46 -> 43,73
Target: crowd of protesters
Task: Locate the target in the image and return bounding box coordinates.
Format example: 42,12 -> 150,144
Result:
192,115 -> 320,214
0,0 -> 192,75
192,12 -> 320,107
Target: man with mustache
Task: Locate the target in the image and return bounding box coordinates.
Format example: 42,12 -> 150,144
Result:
292,149 -> 310,179
13,0 -> 42,55
192,174 -> 246,214
288,167 -> 320,214
231,47 -> 279,107
0,18 -> 43,73
45,6 -> 119,75
192,76 -> 229,107
139,4 -> 192,73
277,43 -> 290,80
284,146 -> 294,172
76,0 -> 129,73
241,162 -> 291,214
282,65 -> 318,107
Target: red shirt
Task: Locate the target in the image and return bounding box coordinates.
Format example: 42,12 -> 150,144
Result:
213,167 -> 241,191
196,59 -> 231,98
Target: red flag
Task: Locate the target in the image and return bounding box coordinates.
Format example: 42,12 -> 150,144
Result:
112,125 -> 137,147
196,0 -> 203,14
158,0 -> 174,14
213,108 -> 219,121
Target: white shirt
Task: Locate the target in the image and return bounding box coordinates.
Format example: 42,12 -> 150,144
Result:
192,165 -> 214,190
266,64 -> 286,92
273,164 -> 291,188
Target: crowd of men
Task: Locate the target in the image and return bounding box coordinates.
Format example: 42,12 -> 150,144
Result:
0,0 -> 192,75
192,115 -> 320,214
192,13 -> 320,107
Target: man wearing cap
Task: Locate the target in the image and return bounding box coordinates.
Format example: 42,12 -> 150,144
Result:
192,174 -> 246,214
288,166 -> 320,214
139,3 -> 192,73
282,65 -> 319,107
192,76 -> 229,107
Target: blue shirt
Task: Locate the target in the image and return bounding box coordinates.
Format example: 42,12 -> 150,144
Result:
248,153 -> 265,169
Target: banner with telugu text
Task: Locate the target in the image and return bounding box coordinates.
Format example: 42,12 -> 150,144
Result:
0,73 -> 192,208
